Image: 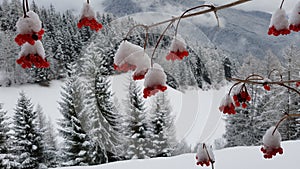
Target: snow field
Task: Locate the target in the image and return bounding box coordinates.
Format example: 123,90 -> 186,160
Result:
53,141 -> 300,169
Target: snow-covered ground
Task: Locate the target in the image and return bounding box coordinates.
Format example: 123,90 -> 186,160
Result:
53,140 -> 300,169
0,74 -> 227,147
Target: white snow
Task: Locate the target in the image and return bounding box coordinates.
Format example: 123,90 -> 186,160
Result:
114,40 -> 144,66
124,50 -> 151,77
269,9 -> 289,30
196,143 -> 215,163
19,40 -> 46,57
51,140 -> 300,169
144,63 -> 166,87
170,35 -> 187,52
289,2 -> 300,25
16,10 -> 42,34
263,126 -> 281,148
80,2 -> 96,19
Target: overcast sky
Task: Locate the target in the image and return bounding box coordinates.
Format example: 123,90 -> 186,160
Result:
0,0 -> 296,14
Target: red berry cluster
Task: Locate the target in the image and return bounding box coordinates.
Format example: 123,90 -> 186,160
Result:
113,63 -> 136,72
77,17 -> 103,32
16,54 -> 50,69
268,25 -> 290,36
296,82 -> 300,87
289,24 -> 300,32
15,29 -> 44,46
233,88 -> 251,109
166,50 -> 189,61
143,84 -> 167,98
219,102 -> 236,115
260,146 -> 283,159
195,156 -> 211,167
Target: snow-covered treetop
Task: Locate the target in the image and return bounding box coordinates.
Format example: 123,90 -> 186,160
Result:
16,10 -> 42,34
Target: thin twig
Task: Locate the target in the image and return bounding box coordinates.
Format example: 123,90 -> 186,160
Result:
268,69 -> 283,81
22,0 -> 28,17
175,4 -> 214,36
147,0 -> 251,29
203,144 -> 215,169
125,24 -> 148,40
280,0 -> 285,9
87,0 -> 90,4
272,114 -> 300,135
150,20 -> 175,66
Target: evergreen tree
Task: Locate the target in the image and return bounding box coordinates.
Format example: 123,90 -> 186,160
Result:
57,74 -> 90,166
122,79 -> 150,159
83,71 -> 121,164
9,92 -> 44,169
0,103 -> 9,168
36,105 -> 58,168
148,92 -> 177,157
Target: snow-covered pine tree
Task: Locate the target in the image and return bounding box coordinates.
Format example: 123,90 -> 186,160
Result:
0,103 -> 9,168
83,69 -> 121,164
35,105 -> 58,168
122,79 -> 150,159
57,74 -> 90,166
9,92 -> 44,169
147,92 -> 177,157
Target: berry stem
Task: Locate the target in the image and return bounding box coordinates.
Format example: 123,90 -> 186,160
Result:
87,0 -> 90,4
22,0 -> 28,18
272,113 -> 300,135
280,0 -> 285,9
150,20 -> 175,66
203,144 -> 215,169
268,69 -> 283,81
174,4 -> 216,37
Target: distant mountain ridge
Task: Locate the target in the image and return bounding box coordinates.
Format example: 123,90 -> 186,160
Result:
103,0 -> 300,60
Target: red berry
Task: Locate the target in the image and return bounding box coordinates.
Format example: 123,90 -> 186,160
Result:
263,84 -> 271,91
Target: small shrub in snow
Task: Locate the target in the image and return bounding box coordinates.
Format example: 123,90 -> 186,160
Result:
260,126 -> 283,159
77,3 -> 102,32
166,35 -> 189,61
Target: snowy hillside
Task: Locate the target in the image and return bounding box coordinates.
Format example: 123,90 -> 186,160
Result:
0,74 -> 227,146
54,140 -> 300,169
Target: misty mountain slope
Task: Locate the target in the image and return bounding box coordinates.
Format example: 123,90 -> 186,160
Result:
103,0 -> 300,59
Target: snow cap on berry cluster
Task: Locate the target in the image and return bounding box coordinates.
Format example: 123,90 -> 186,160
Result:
144,63 -> 167,88
124,50 -> 151,80
16,10 -> 42,34
114,40 -> 144,67
80,2 -> 95,19
289,2 -> 300,31
270,9 -> 289,30
19,40 -> 45,58
263,126 -> 281,149
196,143 -> 215,166
170,35 -> 187,52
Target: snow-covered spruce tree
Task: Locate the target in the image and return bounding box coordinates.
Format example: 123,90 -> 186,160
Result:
122,79 -> 150,159
57,74 -> 90,166
83,69 -> 121,164
0,103 -> 9,168
9,92 -> 45,169
35,105 -> 58,168
147,92 -> 177,157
